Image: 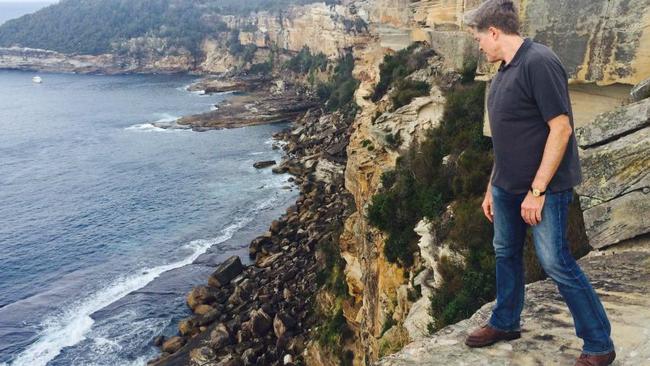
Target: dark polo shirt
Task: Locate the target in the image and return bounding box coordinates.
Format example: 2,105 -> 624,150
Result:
487,37 -> 582,194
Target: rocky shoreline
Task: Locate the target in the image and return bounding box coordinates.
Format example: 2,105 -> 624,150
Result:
155,76 -> 319,132
147,80 -> 357,365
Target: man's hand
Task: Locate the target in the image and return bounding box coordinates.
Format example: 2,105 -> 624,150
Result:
482,188 -> 494,223
521,191 -> 545,225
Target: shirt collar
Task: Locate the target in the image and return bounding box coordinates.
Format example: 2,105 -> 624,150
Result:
498,37 -> 532,72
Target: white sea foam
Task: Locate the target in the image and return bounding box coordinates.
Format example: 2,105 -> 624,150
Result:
9,194 -> 281,366
124,114 -> 184,132
124,123 -> 168,132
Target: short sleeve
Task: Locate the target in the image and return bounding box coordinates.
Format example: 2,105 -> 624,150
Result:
528,56 -> 571,122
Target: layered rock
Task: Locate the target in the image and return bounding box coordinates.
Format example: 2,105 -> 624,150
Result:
222,3 -> 367,57
0,46 -> 194,74
521,0 -> 650,86
574,80 -> 650,249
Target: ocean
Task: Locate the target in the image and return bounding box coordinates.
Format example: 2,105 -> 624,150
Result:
0,70 -> 299,365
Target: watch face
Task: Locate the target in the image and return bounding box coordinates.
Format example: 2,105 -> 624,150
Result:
532,189 -> 540,196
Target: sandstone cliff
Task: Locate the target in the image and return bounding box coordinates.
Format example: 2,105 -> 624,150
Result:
0,3 -> 368,75
366,1 -> 650,365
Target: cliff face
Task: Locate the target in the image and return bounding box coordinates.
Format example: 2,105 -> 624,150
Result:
0,3 -> 368,75
334,1 -> 650,365
0,46 -> 195,74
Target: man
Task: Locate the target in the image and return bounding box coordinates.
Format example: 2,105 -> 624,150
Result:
461,1 -> 616,365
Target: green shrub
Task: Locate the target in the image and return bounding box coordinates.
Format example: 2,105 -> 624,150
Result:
385,131 -> 402,149
380,170 -> 397,189
380,310 -> 397,337
248,61 -> 272,75
372,42 -> 435,102
316,51 -> 360,112
284,45 -> 327,74
390,79 -> 430,110
460,58 -> 478,84
317,306 -> 352,350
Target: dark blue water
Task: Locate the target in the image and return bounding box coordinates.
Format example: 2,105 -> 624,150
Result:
0,70 -> 298,365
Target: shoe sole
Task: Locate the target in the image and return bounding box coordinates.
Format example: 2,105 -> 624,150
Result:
465,332 -> 521,348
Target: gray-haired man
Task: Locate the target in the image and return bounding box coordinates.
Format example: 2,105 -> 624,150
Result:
461,1 -> 616,365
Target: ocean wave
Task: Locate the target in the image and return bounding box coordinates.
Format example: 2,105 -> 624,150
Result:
124,114 -> 184,132
153,113 -> 179,123
124,123 -> 168,132
8,193 -> 283,366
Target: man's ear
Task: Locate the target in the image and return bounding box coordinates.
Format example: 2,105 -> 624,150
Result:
487,26 -> 499,40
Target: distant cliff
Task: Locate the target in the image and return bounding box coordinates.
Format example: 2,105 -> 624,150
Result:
0,0 -> 367,75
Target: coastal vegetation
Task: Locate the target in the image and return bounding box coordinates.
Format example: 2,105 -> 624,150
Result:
366,57 -> 591,332
371,42 -> 434,108
282,46 -> 359,115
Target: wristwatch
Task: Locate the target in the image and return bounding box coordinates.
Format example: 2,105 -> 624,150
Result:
530,186 -> 546,197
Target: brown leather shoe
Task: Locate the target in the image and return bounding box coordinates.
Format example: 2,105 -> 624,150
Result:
464,324 -> 521,347
574,350 -> 616,366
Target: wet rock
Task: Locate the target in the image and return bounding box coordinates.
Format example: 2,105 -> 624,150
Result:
178,318 -> 195,336
194,304 -> 215,315
208,255 -> 244,288
161,336 -> 185,354
195,308 -> 221,327
187,286 -> 217,311
253,160 -> 276,169
153,335 -> 165,347
270,219 -> 285,234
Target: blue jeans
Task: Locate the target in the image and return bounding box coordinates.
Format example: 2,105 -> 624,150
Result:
488,184 -> 615,355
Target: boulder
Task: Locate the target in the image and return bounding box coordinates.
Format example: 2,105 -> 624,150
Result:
576,126 -> 649,210
186,286 -> 217,311
273,311 -> 297,339
256,252 -> 283,268
193,304 -> 215,315
178,318 -> 195,336
152,335 -> 165,347
253,160 -> 276,169
208,255 -> 244,288
161,336 -> 185,354
249,308 -> 273,337
582,190 -> 650,248
209,322 -> 232,350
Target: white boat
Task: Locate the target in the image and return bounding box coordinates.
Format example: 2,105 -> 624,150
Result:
32,76 -> 42,83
